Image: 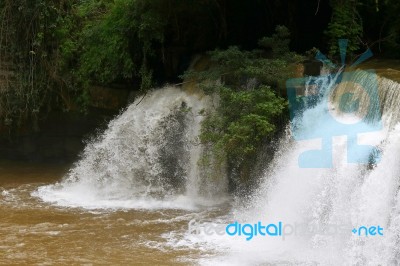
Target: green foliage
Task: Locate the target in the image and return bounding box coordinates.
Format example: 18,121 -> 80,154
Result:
326,0 -> 363,56
0,0 -> 171,131
258,25 -> 292,58
185,27 -> 299,183
209,47 -> 292,86
75,0 -> 166,90
2,0 -> 400,134
184,48 -> 301,96
201,85 -> 286,161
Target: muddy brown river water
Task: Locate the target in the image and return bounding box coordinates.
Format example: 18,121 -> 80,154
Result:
0,161 -> 226,265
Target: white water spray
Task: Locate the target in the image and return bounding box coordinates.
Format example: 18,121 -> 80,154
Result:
196,70 -> 400,265
34,87 -> 228,210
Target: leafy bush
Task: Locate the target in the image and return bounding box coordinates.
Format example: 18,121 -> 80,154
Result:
325,0 -> 363,56
184,26 -> 301,186
200,85 -> 286,161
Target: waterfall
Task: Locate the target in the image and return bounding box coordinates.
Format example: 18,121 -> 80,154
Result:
34,86 -> 228,210
197,70 -> 400,265
32,67 -> 400,264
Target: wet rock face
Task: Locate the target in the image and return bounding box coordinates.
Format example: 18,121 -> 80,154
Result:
88,86 -> 130,110
157,103 -> 190,195
302,59 -> 323,76
0,109 -> 118,163
0,85 -> 130,163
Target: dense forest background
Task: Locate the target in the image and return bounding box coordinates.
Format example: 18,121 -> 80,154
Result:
1,0 -> 399,128
0,0 -> 399,178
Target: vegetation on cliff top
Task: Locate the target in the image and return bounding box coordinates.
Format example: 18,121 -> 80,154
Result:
182,26 -> 302,189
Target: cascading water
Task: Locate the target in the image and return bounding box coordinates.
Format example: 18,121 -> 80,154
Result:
34,86 -> 228,210
191,70 -> 400,266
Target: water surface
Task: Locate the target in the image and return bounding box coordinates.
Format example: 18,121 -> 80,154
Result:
0,161 -> 223,265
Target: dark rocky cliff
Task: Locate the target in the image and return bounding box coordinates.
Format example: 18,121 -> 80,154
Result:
0,86 -> 130,163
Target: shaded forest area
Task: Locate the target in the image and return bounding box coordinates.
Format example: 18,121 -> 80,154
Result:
0,0 -> 399,163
